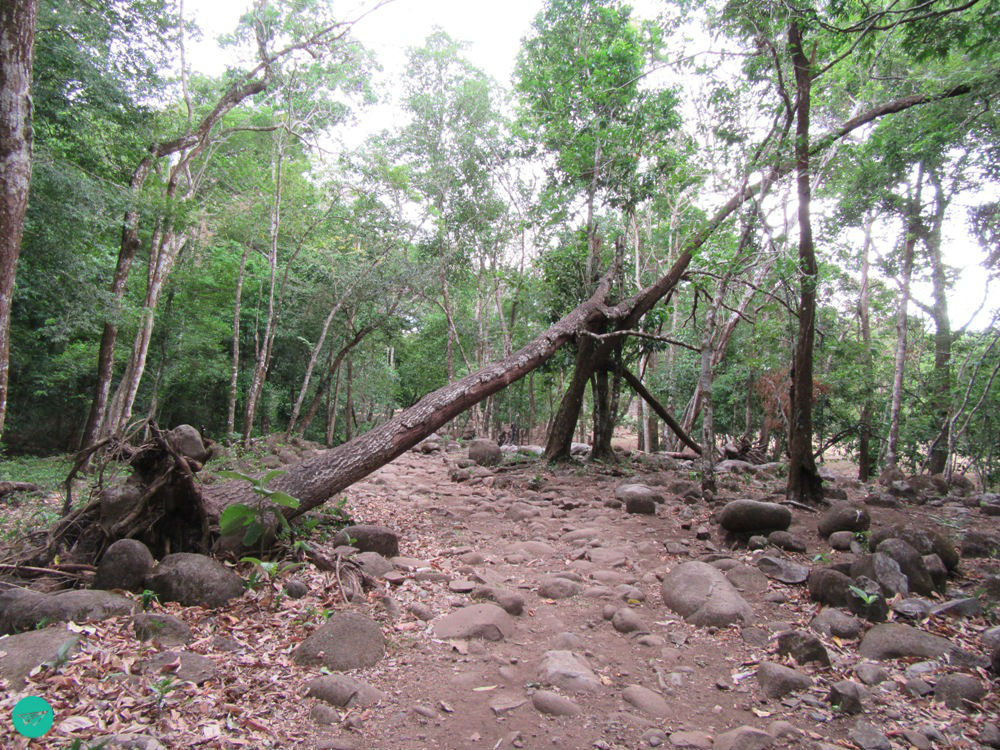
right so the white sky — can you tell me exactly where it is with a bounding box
[185,0,994,330]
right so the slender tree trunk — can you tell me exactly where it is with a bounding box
[227,245,249,436]
[923,170,952,475]
[857,216,875,481]
[344,355,353,441]
[287,293,351,435]
[243,141,283,444]
[0,0,37,443]
[698,279,726,489]
[886,170,923,469]
[326,361,342,447]
[786,21,823,502]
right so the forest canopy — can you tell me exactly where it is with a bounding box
[3,0,999,490]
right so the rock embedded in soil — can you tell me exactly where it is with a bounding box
[431,603,515,641]
[809,609,861,639]
[307,674,386,707]
[611,607,647,634]
[869,524,959,572]
[3,589,137,632]
[140,650,217,684]
[712,725,773,750]
[828,530,854,550]
[849,721,891,750]
[133,613,191,646]
[669,730,713,749]
[622,684,670,717]
[468,439,502,466]
[538,650,602,693]
[757,556,809,585]
[874,538,936,595]
[807,567,852,606]
[93,539,156,592]
[854,662,888,685]
[331,525,400,557]
[858,623,953,661]
[615,483,664,507]
[471,585,524,615]
[828,680,865,714]
[538,576,581,600]
[531,690,581,716]
[845,576,889,622]
[146,553,244,608]
[725,565,769,594]
[660,561,753,627]
[293,612,386,670]
[717,499,791,533]
[933,673,985,710]
[850,552,910,597]
[766,531,806,552]
[97,734,168,750]
[776,630,830,666]
[755,662,812,699]
[817,503,870,538]
[0,625,82,685]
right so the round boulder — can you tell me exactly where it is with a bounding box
[293,612,386,670]
[660,561,752,627]
[467,439,502,467]
[93,539,155,593]
[718,499,791,533]
[146,553,244,608]
[817,503,870,538]
[332,525,400,558]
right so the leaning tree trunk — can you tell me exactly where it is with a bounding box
[786,21,824,503]
[0,0,37,443]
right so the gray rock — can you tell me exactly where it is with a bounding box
[0,625,82,685]
[612,607,647,634]
[817,503,870,538]
[718,499,791,533]
[776,630,830,667]
[767,531,806,552]
[713,725,773,750]
[538,576,581,599]
[983,625,1000,651]
[133,613,191,646]
[850,552,910,597]
[331,525,400,557]
[828,531,855,550]
[146,553,244,608]
[669,730,713,749]
[845,576,889,622]
[140,650,216,684]
[869,524,958,572]
[660,561,753,627]
[432,604,515,641]
[468,439,502,466]
[757,556,809,584]
[97,735,167,750]
[284,578,308,598]
[981,723,1000,749]
[471,585,524,616]
[100,482,143,526]
[849,721,891,750]
[616,483,664,506]
[934,673,985,710]
[961,530,1000,558]
[923,554,948,592]
[93,539,156,592]
[875,538,935,595]
[539,650,601,693]
[809,609,861,639]
[828,680,865,714]
[2,589,137,632]
[408,602,434,621]
[293,613,386,670]
[625,494,658,515]
[854,662,888,685]
[531,689,581,716]
[622,684,670,717]
[891,598,932,619]
[931,597,982,618]
[858,623,953,661]
[756,661,812,699]
[352,551,394,578]
[167,424,212,463]
[725,565,769,594]
[307,674,386,707]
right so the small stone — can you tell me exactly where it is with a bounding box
[331,525,400,557]
[854,662,888,686]
[757,556,809,584]
[307,675,386,707]
[538,650,601,693]
[432,604,515,641]
[828,531,855,550]
[622,684,670,717]
[293,613,386,670]
[407,602,434,621]
[538,576,581,600]
[848,721,890,750]
[132,613,191,647]
[767,531,806,552]
[934,672,985,710]
[531,690,580,716]
[284,579,308,598]
[669,730,713,749]
[828,680,865,714]
[140,650,217,684]
[859,623,953,661]
[817,503,870,538]
[904,678,933,697]
[756,661,812,699]
[612,607,647,634]
[712,725,773,750]
[93,539,155,593]
[776,630,830,667]
[810,609,861,639]
[718,499,791,533]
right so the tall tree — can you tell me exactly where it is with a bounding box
[0,0,38,444]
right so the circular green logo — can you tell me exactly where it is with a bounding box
[11,695,54,738]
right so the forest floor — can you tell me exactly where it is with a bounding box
[1,440,998,750]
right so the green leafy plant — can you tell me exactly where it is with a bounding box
[812,551,832,563]
[854,530,872,550]
[239,556,302,590]
[150,675,182,710]
[217,469,301,550]
[140,589,159,610]
[43,638,77,670]
[848,585,879,606]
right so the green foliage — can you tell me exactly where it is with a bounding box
[217,470,301,550]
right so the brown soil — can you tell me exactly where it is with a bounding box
[2,445,998,750]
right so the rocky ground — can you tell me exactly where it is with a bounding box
[1,437,999,750]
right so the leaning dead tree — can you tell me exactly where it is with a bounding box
[32,81,983,564]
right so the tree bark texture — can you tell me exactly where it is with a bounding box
[0,0,37,442]
[923,170,952,475]
[786,21,824,503]
[857,215,874,481]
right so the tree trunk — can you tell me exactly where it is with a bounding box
[786,21,823,503]
[325,361,342,447]
[344,355,353,441]
[0,0,37,443]
[857,215,875,482]
[886,170,923,468]
[227,245,249,436]
[923,169,952,475]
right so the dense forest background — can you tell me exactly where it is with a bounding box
[3,0,999,487]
